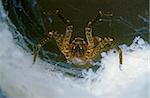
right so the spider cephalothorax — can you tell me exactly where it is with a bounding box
[33,10,123,68]
[71,37,87,58]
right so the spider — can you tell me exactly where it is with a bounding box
[33,10,123,69]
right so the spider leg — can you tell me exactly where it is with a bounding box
[87,10,112,27]
[55,10,72,26]
[32,31,55,64]
[116,46,123,65]
[84,27,94,62]
[94,39,123,65]
[32,44,41,64]
[60,25,73,60]
[85,10,112,47]
[116,46,123,71]
[84,10,112,61]
[85,27,94,48]
[55,10,73,44]
[84,11,104,60]
[91,36,103,58]
[55,10,73,60]
[85,11,102,48]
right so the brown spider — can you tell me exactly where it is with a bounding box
[33,10,123,69]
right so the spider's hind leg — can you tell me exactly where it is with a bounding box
[85,11,104,47]
[32,32,54,64]
[116,46,123,65]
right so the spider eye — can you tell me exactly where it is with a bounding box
[72,45,84,57]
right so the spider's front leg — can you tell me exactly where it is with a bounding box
[84,11,106,60]
[55,10,73,60]
[84,10,113,61]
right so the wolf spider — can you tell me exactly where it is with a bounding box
[33,10,123,69]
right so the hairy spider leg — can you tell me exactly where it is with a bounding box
[55,10,73,60]
[33,31,55,64]
[117,46,123,65]
[84,11,112,61]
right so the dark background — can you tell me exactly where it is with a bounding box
[38,0,149,43]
